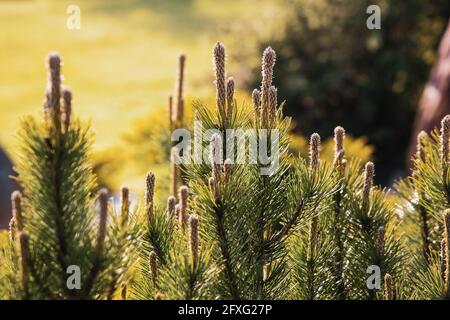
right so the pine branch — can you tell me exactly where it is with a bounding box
[213,198,241,300]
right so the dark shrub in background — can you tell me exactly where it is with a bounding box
[251,0,450,184]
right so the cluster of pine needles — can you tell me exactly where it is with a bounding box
[1,43,450,300]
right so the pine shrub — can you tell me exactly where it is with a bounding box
[1,43,450,300]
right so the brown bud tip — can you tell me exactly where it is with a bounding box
[47,52,61,71]
[384,273,395,300]
[213,42,226,117]
[262,47,276,75]
[179,185,189,207]
[167,195,176,216]
[362,162,375,212]
[145,172,156,205]
[189,214,199,268]
[149,251,158,287]
[365,161,375,178]
[213,42,226,62]
[154,293,163,300]
[62,87,72,103]
[334,126,345,153]
[121,186,129,203]
[376,226,385,257]
[178,186,189,227]
[252,89,261,110]
[309,133,321,171]
[61,87,72,132]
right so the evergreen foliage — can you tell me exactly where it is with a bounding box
[0,53,138,299]
[1,43,450,301]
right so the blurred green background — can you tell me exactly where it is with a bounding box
[0,0,449,227]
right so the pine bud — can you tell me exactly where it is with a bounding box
[334,126,345,158]
[146,172,156,222]
[268,86,277,124]
[208,177,218,199]
[188,214,199,269]
[145,172,156,206]
[154,293,163,300]
[441,115,450,177]
[417,130,427,161]
[384,273,395,300]
[210,133,223,181]
[252,89,261,120]
[175,54,186,124]
[441,238,447,282]
[11,191,23,232]
[309,133,321,171]
[376,225,385,257]
[97,189,109,253]
[226,77,235,120]
[167,195,176,218]
[444,209,450,294]
[261,47,276,107]
[149,251,158,288]
[120,186,130,226]
[19,232,30,294]
[362,162,375,212]
[47,52,61,116]
[61,87,72,134]
[179,186,189,227]
[213,42,227,120]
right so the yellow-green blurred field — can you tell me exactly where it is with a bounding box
[0,0,272,157]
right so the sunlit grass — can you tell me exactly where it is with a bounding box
[0,0,263,159]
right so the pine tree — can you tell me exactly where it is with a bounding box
[0,53,138,300]
[397,115,450,299]
[3,44,450,301]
